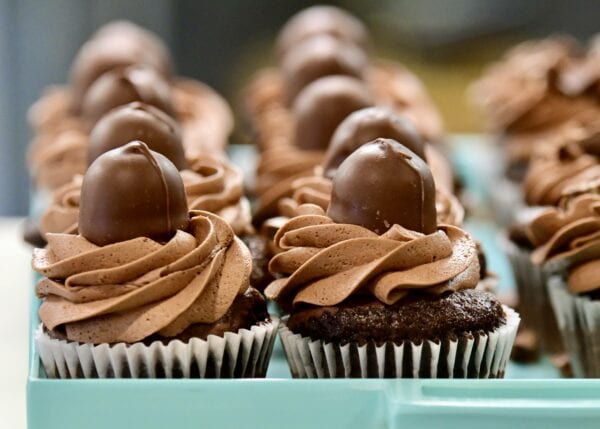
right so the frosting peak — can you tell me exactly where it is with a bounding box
[34,211,251,344]
[265,212,479,310]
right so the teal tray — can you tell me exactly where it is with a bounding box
[27,141,600,428]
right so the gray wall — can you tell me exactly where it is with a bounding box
[0,0,173,215]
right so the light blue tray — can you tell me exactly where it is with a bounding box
[27,141,600,428]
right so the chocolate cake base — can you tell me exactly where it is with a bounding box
[241,233,274,293]
[287,289,505,345]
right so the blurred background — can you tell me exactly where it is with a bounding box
[1,0,600,215]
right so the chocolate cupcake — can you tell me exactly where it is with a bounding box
[266,139,519,378]
[34,142,277,378]
[524,188,600,376]
[501,119,600,353]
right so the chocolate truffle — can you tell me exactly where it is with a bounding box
[281,34,368,105]
[327,138,437,234]
[293,76,373,151]
[276,5,368,58]
[81,65,175,125]
[70,22,173,111]
[79,141,188,246]
[323,107,426,178]
[88,102,186,169]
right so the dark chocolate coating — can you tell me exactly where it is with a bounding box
[293,76,372,151]
[88,102,186,169]
[70,22,173,111]
[281,34,368,105]
[81,65,175,125]
[276,5,368,58]
[323,107,426,178]
[287,289,505,344]
[79,141,189,246]
[328,139,437,234]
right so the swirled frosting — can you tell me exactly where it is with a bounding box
[471,36,583,133]
[523,120,600,206]
[27,80,232,191]
[528,194,600,294]
[34,211,252,344]
[265,210,479,309]
[39,155,252,238]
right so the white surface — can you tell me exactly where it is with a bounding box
[0,218,32,428]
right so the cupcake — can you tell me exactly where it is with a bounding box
[525,187,600,376]
[34,141,277,378]
[501,119,600,353]
[266,139,519,378]
[470,35,600,225]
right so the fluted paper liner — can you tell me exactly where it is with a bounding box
[36,318,278,378]
[548,277,600,377]
[499,232,563,353]
[279,307,519,378]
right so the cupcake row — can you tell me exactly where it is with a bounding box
[28,6,520,379]
[473,34,600,376]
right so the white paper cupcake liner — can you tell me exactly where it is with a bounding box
[36,318,279,379]
[548,277,600,378]
[278,306,519,378]
[499,232,562,353]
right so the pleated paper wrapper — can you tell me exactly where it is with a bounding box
[548,277,600,378]
[499,232,563,353]
[36,318,279,379]
[279,307,520,378]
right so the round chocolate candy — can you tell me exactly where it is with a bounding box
[280,34,368,105]
[70,21,173,111]
[293,76,373,151]
[276,5,368,58]
[81,65,175,125]
[327,138,437,234]
[79,141,189,246]
[88,102,186,170]
[323,107,426,178]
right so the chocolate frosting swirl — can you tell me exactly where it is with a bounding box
[523,120,600,206]
[265,211,479,309]
[34,211,252,344]
[528,194,600,294]
[39,154,252,238]
[471,36,582,133]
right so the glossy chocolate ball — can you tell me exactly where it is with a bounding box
[276,5,368,58]
[81,65,175,125]
[293,76,373,151]
[323,107,426,178]
[327,138,437,234]
[281,34,368,105]
[88,102,186,169]
[79,141,188,246]
[70,22,173,111]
